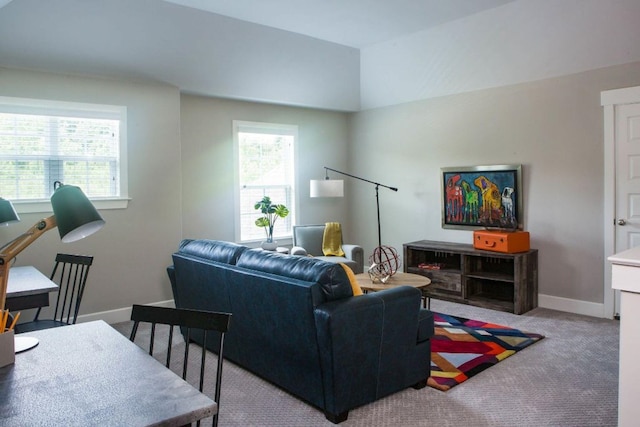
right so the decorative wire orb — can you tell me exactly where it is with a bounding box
[368,246,401,283]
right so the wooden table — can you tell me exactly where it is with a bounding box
[0,320,216,426]
[6,266,58,311]
[355,272,432,307]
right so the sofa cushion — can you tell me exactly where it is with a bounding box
[178,239,247,265]
[237,249,353,301]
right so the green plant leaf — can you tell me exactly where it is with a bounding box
[274,204,289,218]
[255,217,270,227]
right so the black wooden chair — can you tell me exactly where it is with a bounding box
[15,253,93,333]
[129,304,232,427]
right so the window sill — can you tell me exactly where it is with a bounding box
[243,237,293,248]
[13,197,130,214]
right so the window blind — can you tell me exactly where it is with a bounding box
[0,97,123,201]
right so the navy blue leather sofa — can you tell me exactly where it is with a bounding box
[167,239,434,423]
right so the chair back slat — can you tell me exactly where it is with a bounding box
[34,253,93,324]
[129,304,232,427]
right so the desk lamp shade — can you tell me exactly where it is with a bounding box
[310,179,344,198]
[51,184,105,243]
[0,198,19,226]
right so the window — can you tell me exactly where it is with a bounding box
[0,96,127,211]
[234,120,296,243]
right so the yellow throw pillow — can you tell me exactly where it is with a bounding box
[339,263,363,296]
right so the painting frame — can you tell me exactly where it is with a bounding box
[441,164,523,230]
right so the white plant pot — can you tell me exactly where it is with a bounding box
[261,240,278,251]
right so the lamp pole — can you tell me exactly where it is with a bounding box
[323,167,398,248]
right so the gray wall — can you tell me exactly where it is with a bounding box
[179,95,352,243]
[0,69,354,322]
[349,60,640,314]
[4,62,640,321]
[0,67,182,319]
[2,1,640,321]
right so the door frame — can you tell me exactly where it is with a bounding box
[601,85,640,319]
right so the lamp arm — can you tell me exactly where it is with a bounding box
[323,167,398,192]
[0,215,57,310]
[323,167,398,248]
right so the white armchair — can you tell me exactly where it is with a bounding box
[291,224,364,274]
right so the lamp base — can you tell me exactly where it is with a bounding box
[15,336,39,353]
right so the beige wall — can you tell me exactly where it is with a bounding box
[0,70,352,323]
[0,67,182,318]
[4,61,640,320]
[348,61,640,312]
[179,95,352,244]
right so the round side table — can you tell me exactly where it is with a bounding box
[354,272,432,308]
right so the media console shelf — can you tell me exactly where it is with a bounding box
[403,240,538,314]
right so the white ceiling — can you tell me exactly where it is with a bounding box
[0,0,517,110]
[8,0,634,111]
[162,0,514,48]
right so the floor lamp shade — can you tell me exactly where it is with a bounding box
[51,184,105,243]
[310,179,344,198]
[0,198,19,226]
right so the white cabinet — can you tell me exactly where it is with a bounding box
[609,247,640,427]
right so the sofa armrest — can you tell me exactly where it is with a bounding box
[342,244,364,271]
[290,246,308,256]
[313,286,430,416]
[167,266,179,307]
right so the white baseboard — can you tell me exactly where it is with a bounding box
[76,300,175,325]
[538,293,607,318]
[75,295,609,325]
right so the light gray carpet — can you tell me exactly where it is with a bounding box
[113,300,619,426]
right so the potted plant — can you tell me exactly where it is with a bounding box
[254,196,289,250]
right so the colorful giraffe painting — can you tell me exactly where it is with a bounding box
[442,166,521,229]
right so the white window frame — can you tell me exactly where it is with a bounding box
[0,96,129,213]
[233,120,297,244]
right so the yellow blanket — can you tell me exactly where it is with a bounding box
[339,263,363,296]
[322,222,345,257]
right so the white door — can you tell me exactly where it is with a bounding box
[614,103,640,316]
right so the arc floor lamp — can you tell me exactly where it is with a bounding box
[310,166,397,248]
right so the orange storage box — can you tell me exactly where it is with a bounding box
[473,230,530,253]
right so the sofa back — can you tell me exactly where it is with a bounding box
[236,248,353,302]
[178,239,247,264]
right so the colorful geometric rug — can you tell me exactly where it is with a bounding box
[427,312,544,391]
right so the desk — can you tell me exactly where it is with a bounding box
[355,272,432,307]
[5,266,57,311]
[0,321,216,426]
